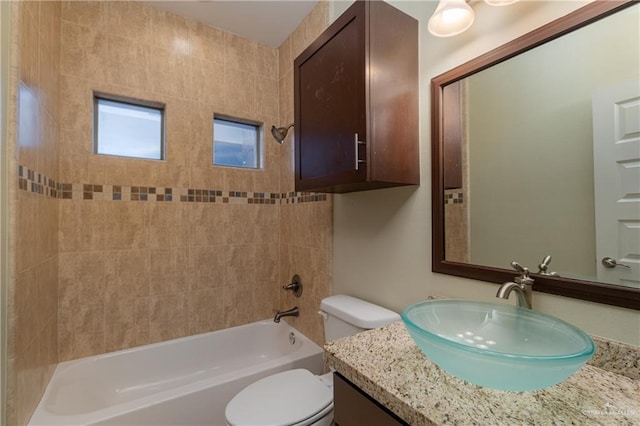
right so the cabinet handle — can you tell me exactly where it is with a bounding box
[354,133,366,171]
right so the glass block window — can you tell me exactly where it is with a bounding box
[213,116,261,169]
[94,95,165,160]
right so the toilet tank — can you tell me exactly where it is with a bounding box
[320,295,400,341]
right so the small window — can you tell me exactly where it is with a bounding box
[94,95,165,160]
[213,116,261,169]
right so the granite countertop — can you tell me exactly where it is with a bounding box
[325,322,640,425]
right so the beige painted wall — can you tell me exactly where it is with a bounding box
[467,5,640,280]
[332,0,640,346]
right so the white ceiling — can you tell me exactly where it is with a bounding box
[144,0,319,48]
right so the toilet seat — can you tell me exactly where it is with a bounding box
[225,369,333,426]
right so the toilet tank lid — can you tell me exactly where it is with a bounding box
[320,295,400,329]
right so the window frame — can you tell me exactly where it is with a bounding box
[213,114,263,169]
[93,92,166,161]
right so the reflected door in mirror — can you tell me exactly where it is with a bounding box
[592,78,640,288]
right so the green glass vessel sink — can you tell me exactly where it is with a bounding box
[401,300,595,391]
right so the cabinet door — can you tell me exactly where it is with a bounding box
[333,374,406,426]
[294,2,366,191]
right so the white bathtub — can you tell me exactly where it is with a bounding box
[29,320,324,426]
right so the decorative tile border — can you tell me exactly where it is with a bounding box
[18,165,327,204]
[18,165,58,198]
[282,192,327,204]
[445,191,464,205]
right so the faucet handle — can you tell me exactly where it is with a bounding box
[510,261,534,285]
[282,274,303,298]
[537,255,559,276]
[538,255,552,271]
[510,261,529,276]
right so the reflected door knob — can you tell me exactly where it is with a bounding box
[601,257,631,269]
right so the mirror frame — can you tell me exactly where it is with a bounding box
[431,0,640,310]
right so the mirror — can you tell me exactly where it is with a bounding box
[432,0,640,310]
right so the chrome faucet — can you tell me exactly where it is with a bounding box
[273,306,299,323]
[496,261,534,309]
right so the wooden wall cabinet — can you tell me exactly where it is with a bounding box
[294,1,419,193]
[333,373,407,426]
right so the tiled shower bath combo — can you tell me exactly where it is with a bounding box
[8,1,332,424]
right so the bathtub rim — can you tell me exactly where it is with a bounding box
[29,319,323,426]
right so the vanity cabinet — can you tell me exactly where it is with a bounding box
[333,373,407,426]
[293,1,419,193]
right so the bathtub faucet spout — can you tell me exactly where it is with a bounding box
[274,307,299,323]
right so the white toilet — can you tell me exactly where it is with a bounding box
[224,295,400,426]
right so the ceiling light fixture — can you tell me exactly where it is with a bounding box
[428,0,475,38]
[428,0,519,38]
[484,0,519,6]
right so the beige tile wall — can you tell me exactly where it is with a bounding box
[444,90,469,263]
[5,3,335,422]
[57,0,333,361]
[58,1,281,191]
[57,0,280,361]
[444,191,469,263]
[277,2,333,346]
[8,1,61,425]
